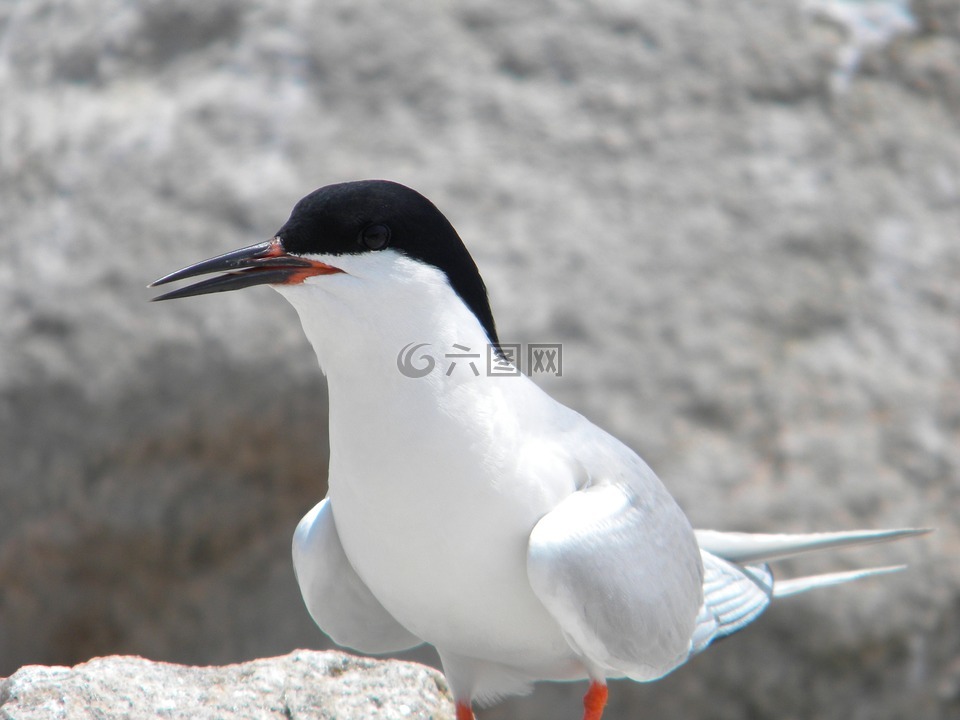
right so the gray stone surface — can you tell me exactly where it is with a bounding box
[0,651,453,720]
[1,0,958,718]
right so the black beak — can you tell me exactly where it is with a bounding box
[150,238,343,301]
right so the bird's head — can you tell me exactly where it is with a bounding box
[151,180,499,348]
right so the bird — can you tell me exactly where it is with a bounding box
[151,179,927,720]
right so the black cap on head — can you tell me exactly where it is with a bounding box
[278,180,499,347]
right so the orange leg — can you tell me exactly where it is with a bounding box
[455,701,476,720]
[583,681,608,720]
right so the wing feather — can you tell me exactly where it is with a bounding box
[688,552,772,655]
[527,483,703,681]
[292,498,422,653]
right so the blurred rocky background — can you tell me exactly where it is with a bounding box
[1,0,957,718]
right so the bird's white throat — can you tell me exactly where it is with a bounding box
[274,250,492,388]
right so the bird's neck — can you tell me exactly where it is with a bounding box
[277,278,509,438]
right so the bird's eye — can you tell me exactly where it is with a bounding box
[359,224,391,250]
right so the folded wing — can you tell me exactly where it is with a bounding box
[527,482,704,681]
[292,498,423,653]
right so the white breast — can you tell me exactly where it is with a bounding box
[274,253,583,667]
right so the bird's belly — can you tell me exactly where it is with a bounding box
[327,466,575,667]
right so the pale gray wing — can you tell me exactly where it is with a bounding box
[292,497,422,653]
[687,551,772,656]
[527,482,703,682]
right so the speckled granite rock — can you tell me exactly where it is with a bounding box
[0,652,452,720]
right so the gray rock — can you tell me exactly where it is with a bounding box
[1,0,958,718]
[0,651,453,720]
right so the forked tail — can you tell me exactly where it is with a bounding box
[687,527,929,656]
